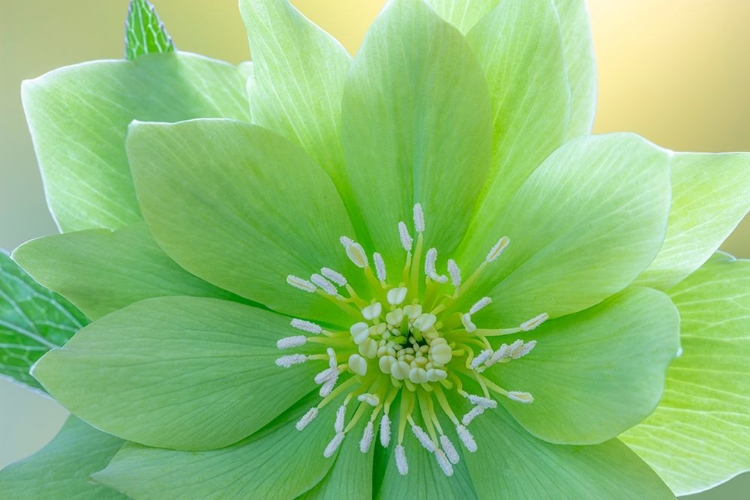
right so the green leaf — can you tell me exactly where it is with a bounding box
[622,253,750,495]
[125,0,175,60]
[637,153,750,290]
[465,0,570,223]
[554,0,598,139]
[0,251,87,391]
[341,0,492,264]
[22,52,251,233]
[93,393,340,500]
[484,286,679,445]
[13,222,248,321]
[455,133,672,325]
[0,416,126,499]
[422,0,499,34]
[32,296,321,451]
[457,397,675,499]
[126,119,362,325]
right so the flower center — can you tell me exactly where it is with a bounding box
[277,204,548,477]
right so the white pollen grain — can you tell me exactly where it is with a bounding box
[511,340,537,360]
[335,405,347,433]
[425,248,438,276]
[360,421,374,453]
[373,252,387,282]
[327,348,338,369]
[311,273,337,296]
[296,407,318,431]
[435,449,454,477]
[520,312,549,331]
[291,319,323,334]
[413,203,425,233]
[286,275,316,293]
[319,375,338,397]
[396,444,409,475]
[469,297,492,315]
[461,405,485,426]
[411,424,436,452]
[486,236,510,262]
[321,267,347,286]
[470,349,492,369]
[276,335,307,350]
[398,221,413,252]
[380,414,392,447]
[456,425,477,452]
[507,391,534,404]
[468,395,498,409]
[447,259,461,288]
[324,432,345,458]
[440,435,460,465]
[275,354,307,368]
[314,368,336,385]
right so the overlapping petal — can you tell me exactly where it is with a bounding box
[32,297,321,451]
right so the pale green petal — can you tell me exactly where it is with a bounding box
[637,153,750,290]
[93,393,340,500]
[125,0,175,60]
[0,416,125,499]
[341,0,492,261]
[127,119,360,325]
[12,223,246,321]
[456,133,672,325]
[22,53,250,232]
[465,0,571,219]
[622,253,750,495]
[32,297,321,451]
[423,0,499,34]
[484,287,679,445]
[554,0,597,138]
[460,399,675,499]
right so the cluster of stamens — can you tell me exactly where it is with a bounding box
[277,204,548,476]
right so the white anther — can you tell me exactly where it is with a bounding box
[486,236,510,262]
[380,414,392,447]
[461,405,485,426]
[411,424,436,452]
[440,435,460,465]
[468,395,498,409]
[413,313,437,331]
[348,354,368,376]
[340,237,368,269]
[435,449,454,477]
[387,287,408,306]
[430,344,452,366]
[469,297,492,315]
[324,432,345,458]
[296,407,319,431]
[276,335,307,350]
[319,374,338,397]
[357,393,380,406]
[379,355,396,374]
[310,273,337,296]
[362,302,383,321]
[321,267,347,287]
[447,259,461,288]
[373,253,387,283]
[390,360,411,380]
[359,338,378,359]
[327,348,338,369]
[360,421,374,453]
[487,344,510,366]
[335,405,347,433]
[470,349,492,369]
[275,354,308,368]
[507,391,534,404]
[413,203,425,233]
[461,313,477,333]
[286,275,316,293]
[521,312,549,331]
[456,425,477,452]
[291,319,323,334]
[398,221,413,252]
[314,368,337,385]
[511,340,537,360]
[350,322,370,344]
[425,248,438,276]
[395,444,409,475]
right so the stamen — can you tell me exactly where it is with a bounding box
[276,336,307,349]
[380,414,392,447]
[315,368,337,385]
[461,406,485,426]
[511,340,537,359]
[520,312,549,331]
[324,432,345,458]
[327,348,338,369]
[395,444,409,475]
[311,273,337,296]
[470,349,492,369]
[456,425,477,452]
[469,297,492,315]
[486,344,510,366]
[350,322,370,344]
[447,259,461,288]
[440,435,460,465]
[413,204,425,233]
[321,267,347,287]
[411,424,436,452]
[286,275,316,293]
[507,391,534,404]
[435,449,454,477]
[296,407,319,431]
[340,237,368,269]
[275,354,308,368]
[398,222,413,252]
[362,302,382,320]
[348,354,368,376]
[386,287,408,305]
[357,393,380,406]
[425,248,438,277]
[335,405,347,433]
[291,319,323,334]
[468,395,497,409]
[360,421,374,453]
[373,253,387,283]
[461,313,477,333]
[486,236,510,263]
[319,374,339,397]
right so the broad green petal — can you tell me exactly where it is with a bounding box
[32,297,321,451]
[125,0,175,60]
[466,0,571,219]
[127,119,360,325]
[239,1,355,208]
[456,133,672,325]
[637,153,750,290]
[423,0,499,34]
[12,223,246,321]
[554,0,598,138]
[93,393,340,500]
[622,253,750,495]
[484,287,679,445]
[22,53,250,232]
[341,0,492,262]
[460,399,674,499]
[0,416,125,500]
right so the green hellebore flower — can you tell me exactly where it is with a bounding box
[5,0,750,498]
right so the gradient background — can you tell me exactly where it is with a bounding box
[1,1,748,497]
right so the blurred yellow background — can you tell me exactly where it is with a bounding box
[0,1,747,498]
